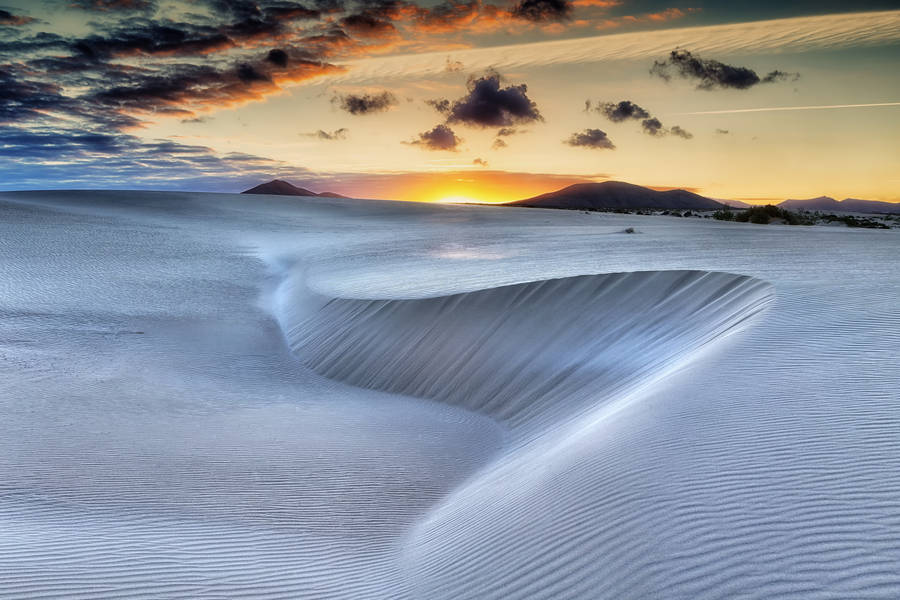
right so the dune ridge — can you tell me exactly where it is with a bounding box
[274,268,773,436]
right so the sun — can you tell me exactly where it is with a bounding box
[435,195,483,204]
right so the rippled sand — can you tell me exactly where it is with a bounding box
[1,191,898,599]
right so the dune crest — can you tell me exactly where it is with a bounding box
[276,269,773,436]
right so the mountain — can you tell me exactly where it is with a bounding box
[507,181,726,211]
[778,196,842,212]
[242,180,348,198]
[719,199,751,209]
[779,196,900,214]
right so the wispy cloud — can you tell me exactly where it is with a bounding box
[682,102,900,115]
[336,11,900,83]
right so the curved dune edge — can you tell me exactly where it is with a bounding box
[276,270,773,436]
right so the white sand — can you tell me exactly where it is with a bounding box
[0,190,898,599]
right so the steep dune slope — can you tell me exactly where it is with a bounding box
[281,270,772,435]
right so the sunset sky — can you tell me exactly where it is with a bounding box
[1,0,898,203]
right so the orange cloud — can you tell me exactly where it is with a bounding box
[596,7,696,29]
[409,1,509,35]
[648,8,691,21]
[571,0,621,7]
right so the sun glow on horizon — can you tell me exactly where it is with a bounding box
[436,195,486,204]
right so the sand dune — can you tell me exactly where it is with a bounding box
[283,270,771,435]
[1,190,899,599]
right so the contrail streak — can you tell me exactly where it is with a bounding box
[682,102,900,115]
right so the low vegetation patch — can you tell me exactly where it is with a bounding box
[818,213,891,229]
[714,205,815,225]
[713,205,893,228]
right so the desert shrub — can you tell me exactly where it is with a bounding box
[788,210,816,226]
[843,216,890,229]
[729,204,814,225]
[713,208,735,221]
[749,210,770,224]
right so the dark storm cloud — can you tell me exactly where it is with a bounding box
[0,129,121,159]
[407,123,461,151]
[203,0,318,20]
[81,54,337,120]
[490,127,524,149]
[0,0,346,135]
[69,0,157,11]
[71,20,235,59]
[413,0,489,33]
[446,72,542,128]
[306,127,348,139]
[761,70,798,84]
[0,68,69,123]
[266,48,289,67]
[88,66,288,122]
[640,118,691,139]
[565,128,614,150]
[510,0,572,22]
[0,63,148,129]
[0,33,70,56]
[66,2,322,61]
[333,91,398,114]
[641,117,664,136]
[337,0,416,38]
[236,63,270,83]
[597,100,650,123]
[670,125,693,139]
[0,127,243,166]
[0,0,512,138]
[190,0,321,45]
[339,13,397,38]
[650,49,799,90]
[592,98,692,140]
[0,9,35,25]
[426,98,451,113]
[91,64,247,110]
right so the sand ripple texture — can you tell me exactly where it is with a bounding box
[1,190,899,600]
